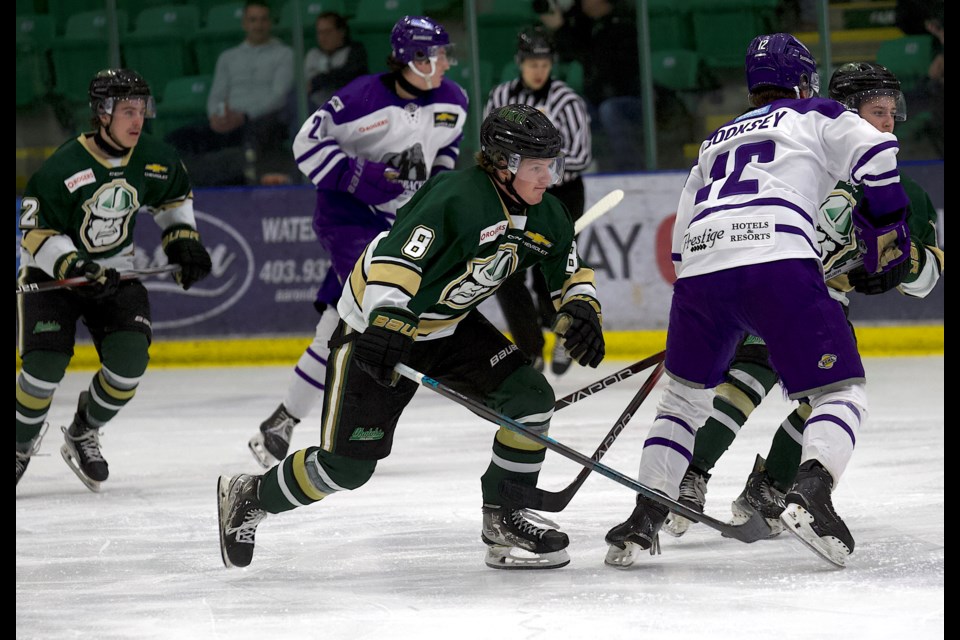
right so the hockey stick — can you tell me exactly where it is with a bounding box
[394,363,771,543]
[553,350,665,410]
[16,265,181,295]
[574,189,624,235]
[501,359,665,512]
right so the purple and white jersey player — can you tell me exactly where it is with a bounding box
[247,16,467,470]
[604,33,912,568]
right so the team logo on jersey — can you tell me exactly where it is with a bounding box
[381,144,427,184]
[330,96,344,112]
[64,168,96,193]
[817,353,838,370]
[349,427,385,441]
[433,112,459,128]
[524,230,553,248]
[441,244,518,308]
[80,179,140,253]
[817,188,857,270]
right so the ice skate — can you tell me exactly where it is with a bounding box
[248,404,299,469]
[218,474,267,568]
[661,466,710,538]
[16,423,48,486]
[60,392,108,492]
[730,454,785,538]
[481,504,570,569]
[605,494,669,567]
[780,460,854,567]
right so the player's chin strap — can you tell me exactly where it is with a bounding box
[493,169,535,208]
[94,124,130,158]
[406,58,440,90]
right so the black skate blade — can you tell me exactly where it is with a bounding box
[217,476,235,568]
[248,434,277,470]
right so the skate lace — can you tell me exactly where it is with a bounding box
[16,423,48,463]
[227,507,266,544]
[677,470,707,508]
[510,509,560,539]
[71,428,105,463]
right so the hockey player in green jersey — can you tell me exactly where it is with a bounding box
[16,69,212,491]
[661,62,944,540]
[218,103,605,570]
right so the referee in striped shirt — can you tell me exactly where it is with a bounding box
[484,26,592,375]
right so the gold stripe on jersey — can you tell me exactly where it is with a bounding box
[496,427,545,451]
[367,261,421,299]
[20,229,59,257]
[560,267,597,299]
[417,313,470,337]
[292,449,328,501]
[929,245,945,271]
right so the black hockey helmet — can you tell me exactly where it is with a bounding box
[516,26,554,64]
[89,68,156,120]
[481,104,562,163]
[828,62,906,121]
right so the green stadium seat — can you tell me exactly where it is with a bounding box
[123,5,200,100]
[16,14,55,106]
[277,0,347,46]
[651,49,701,92]
[192,2,245,75]
[876,35,935,93]
[50,10,130,102]
[647,0,693,52]
[449,60,494,106]
[47,0,105,34]
[687,0,778,70]
[151,74,213,139]
[476,0,538,75]
[351,0,423,70]
[17,0,36,16]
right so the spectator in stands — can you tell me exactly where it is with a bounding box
[165,0,295,185]
[539,0,690,171]
[305,12,368,110]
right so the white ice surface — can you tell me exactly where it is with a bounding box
[17,356,944,640]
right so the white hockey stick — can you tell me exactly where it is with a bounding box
[575,189,625,235]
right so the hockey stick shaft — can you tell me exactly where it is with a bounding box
[16,265,181,295]
[574,189,624,235]
[553,350,665,410]
[503,360,665,511]
[394,363,769,543]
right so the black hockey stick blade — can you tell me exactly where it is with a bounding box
[502,360,665,511]
[16,265,181,294]
[395,363,770,544]
[553,350,665,410]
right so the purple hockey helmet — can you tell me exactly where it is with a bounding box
[745,33,819,98]
[390,15,450,65]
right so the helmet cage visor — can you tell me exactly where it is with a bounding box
[409,43,456,66]
[506,153,564,186]
[99,95,157,119]
[844,88,907,121]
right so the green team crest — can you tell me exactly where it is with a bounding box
[817,187,858,271]
[80,179,140,253]
[441,244,518,308]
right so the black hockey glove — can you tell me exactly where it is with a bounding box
[553,297,605,369]
[162,226,212,290]
[847,259,910,295]
[353,307,418,387]
[67,259,121,300]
